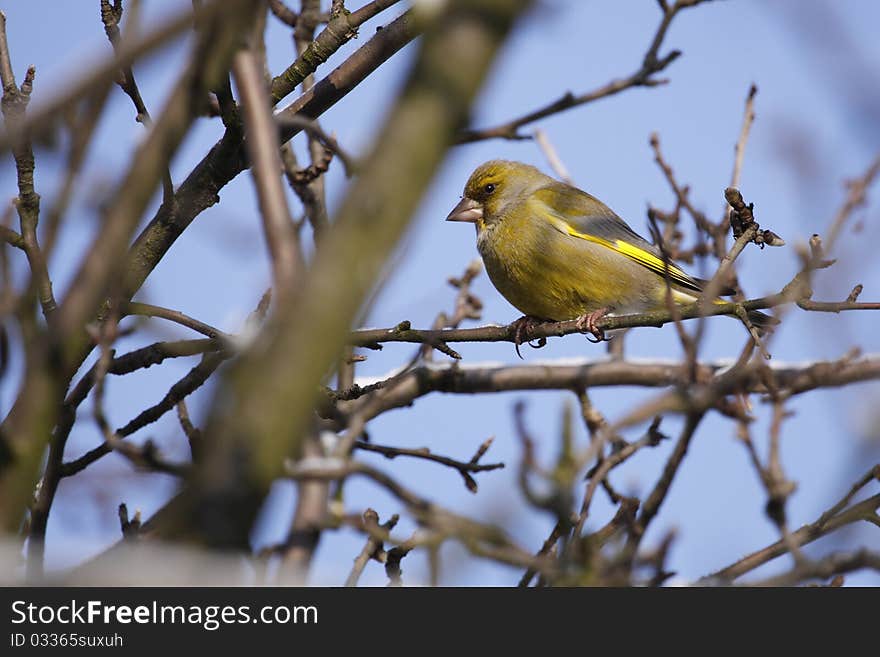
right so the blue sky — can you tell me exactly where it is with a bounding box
[2,0,879,585]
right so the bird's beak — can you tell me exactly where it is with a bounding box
[446,197,483,223]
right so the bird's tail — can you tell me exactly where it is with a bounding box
[711,298,778,335]
[744,309,779,335]
[673,289,779,335]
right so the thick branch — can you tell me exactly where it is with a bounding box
[331,354,880,424]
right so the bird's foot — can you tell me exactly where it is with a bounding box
[511,315,549,359]
[575,308,609,343]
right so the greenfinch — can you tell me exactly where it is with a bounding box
[446,160,775,352]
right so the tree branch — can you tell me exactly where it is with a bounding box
[702,466,880,583]
[456,0,714,143]
[354,437,503,493]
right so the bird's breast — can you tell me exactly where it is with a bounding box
[477,213,652,320]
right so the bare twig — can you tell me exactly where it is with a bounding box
[0,12,56,320]
[268,0,299,27]
[100,0,175,205]
[354,437,503,493]
[457,0,714,142]
[287,459,553,576]
[622,412,705,562]
[702,467,880,583]
[723,83,757,227]
[573,417,667,537]
[118,503,141,540]
[344,509,399,586]
[276,114,358,176]
[533,129,572,184]
[121,301,232,341]
[749,550,880,587]
[59,351,227,477]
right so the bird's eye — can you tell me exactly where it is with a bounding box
[484,183,496,194]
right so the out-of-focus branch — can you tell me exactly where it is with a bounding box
[276,432,328,585]
[124,10,418,307]
[232,49,303,299]
[33,338,222,518]
[28,296,266,573]
[167,0,534,549]
[0,11,55,530]
[5,3,419,558]
[650,132,717,254]
[456,0,713,143]
[56,292,269,480]
[0,224,23,249]
[268,0,300,28]
[121,301,231,341]
[274,2,330,586]
[702,467,880,583]
[40,82,114,259]
[176,401,202,461]
[327,261,485,472]
[1,21,417,474]
[533,129,572,184]
[344,508,399,587]
[751,550,880,587]
[57,1,257,354]
[823,153,880,254]
[0,4,221,153]
[286,459,553,576]
[0,1,260,530]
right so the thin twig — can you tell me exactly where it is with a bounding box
[121,301,232,341]
[276,114,358,176]
[702,467,880,583]
[100,0,175,205]
[344,509,399,586]
[354,437,503,493]
[457,0,713,142]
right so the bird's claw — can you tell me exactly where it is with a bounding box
[575,308,609,343]
[512,316,548,359]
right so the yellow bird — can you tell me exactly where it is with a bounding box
[446,160,775,354]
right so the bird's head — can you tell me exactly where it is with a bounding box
[446,160,548,229]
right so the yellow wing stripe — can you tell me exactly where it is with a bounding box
[564,225,701,292]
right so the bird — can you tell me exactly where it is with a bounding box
[446,159,776,356]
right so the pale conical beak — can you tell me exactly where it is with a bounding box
[446,197,483,223]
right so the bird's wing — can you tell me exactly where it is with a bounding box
[531,183,708,295]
